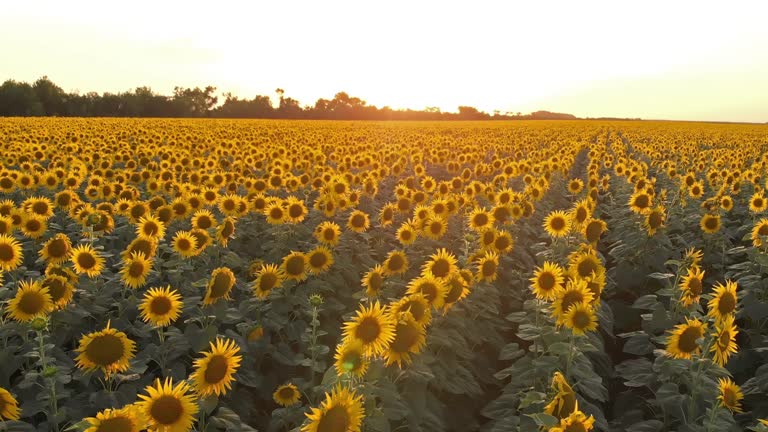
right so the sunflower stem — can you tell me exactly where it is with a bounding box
[308,304,320,395]
[565,331,576,382]
[37,329,59,432]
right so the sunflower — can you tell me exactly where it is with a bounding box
[752,218,768,247]
[552,279,595,325]
[203,267,236,305]
[711,314,738,367]
[281,251,308,281]
[530,261,565,301]
[700,213,721,234]
[124,237,158,261]
[406,274,447,309]
[475,250,499,282]
[680,266,705,307]
[189,228,212,254]
[492,230,514,254]
[264,201,287,225]
[342,302,395,357]
[750,192,768,213]
[0,215,13,235]
[140,286,183,327]
[76,321,136,377]
[307,246,334,274]
[191,209,217,230]
[273,383,301,407]
[362,264,385,297]
[421,216,447,240]
[567,178,584,195]
[0,234,23,272]
[684,247,704,268]
[717,378,744,413]
[7,280,54,322]
[689,181,704,199]
[136,215,166,241]
[285,197,308,223]
[137,378,198,432]
[707,280,738,323]
[720,195,734,211]
[347,210,370,233]
[334,339,368,378]
[120,251,153,289]
[563,302,598,336]
[302,386,364,432]
[389,293,432,327]
[644,205,666,236]
[442,271,470,311]
[84,405,143,432]
[544,372,577,420]
[315,221,341,246]
[543,210,571,238]
[42,274,75,309]
[171,231,198,258]
[216,217,236,247]
[666,318,706,360]
[421,248,458,279]
[396,222,417,246]
[382,250,409,276]
[38,233,72,265]
[253,264,285,299]
[468,208,494,232]
[568,248,604,280]
[192,338,242,397]
[71,244,105,278]
[383,312,427,367]
[550,410,595,432]
[628,191,652,214]
[0,386,20,420]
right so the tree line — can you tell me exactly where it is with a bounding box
[0,76,579,120]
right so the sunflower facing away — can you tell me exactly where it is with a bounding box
[84,405,143,432]
[203,267,236,305]
[192,337,242,397]
[76,321,136,377]
[0,234,23,272]
[0,386,21,420]
[342,302,395,357]
[543,210,571,238]
[711,314,738,367]
[71,244,105,278]
[302,385,364,432]
[137,378,198,432]
[717,378,744,413]
[7,279,54,322]
[544,372,578,420]
[334,339,369,378]
[707,280,738,323]
[666,318,706,360]
[139,286,183,327]
[530,261,565,301]
[273,383,302,407]
[383,312,427,367]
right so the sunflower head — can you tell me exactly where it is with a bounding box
[301,386,364,432]
[253,263,285,299]
[544,210,571,238]
[334,339,368,378]
[139,286,183,327]
[204,267,236,305]
[707,280,738,323]
[0,386,21,421]
[717,378,744,413]
[76,321,136,377]
[530,261,565,301]
[700,213,721,234]
[192,338,242,397]
[282,251,308,281]
[7,280,54,322]
[137,378,198,432]
[362,264,385,297]
[383,312,427,367]
[666,318,706,360]
[273,383,302,407]
[342,302,395,357]
[83,405,143,432]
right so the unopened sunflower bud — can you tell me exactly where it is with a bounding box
[309,294,324,307]
[31,316,48,331]
[42,366,58,378]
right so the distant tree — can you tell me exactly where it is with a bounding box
[0,80,43,116]
[32,76,67,116]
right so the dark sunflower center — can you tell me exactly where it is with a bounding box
[430,259,450,278]
[634,194,649,208]
[130,206,146,219]
[382,208,393,221]
[705,217,719,230]
[418,282,438,302]
[350,214,365,228]
[309,252,328,268]
[172,203,187,216]
[86,334,125,366]
[390,322,420,353]
[269,208,284,220]
[0,178,13,189]
[128,261,146,278]
[429,221,443,234]
[718,292,736,315]
[678,326,702,353]
[143,222,159,236]
[445,280,464,303]
[285,256,305,276]
[539,272,556,291]
[323,229,336,241]
[399,229,413,241]
[204,355,229,384]
[576,208,587,223]
[47,238,68,258]
[561,291,584,314]
[0,243,16,261]
[210,273,233,298]
[482,231,495,245]
[317,405,350,432]
[687,277,702,296]
[223,200,235,211]
[473,213,488,226]
[46,279,66,302]
[577,258,599,278]
[692,186,701,195]
[495,236,511,251]
[77,252,97,270]
[96,416,134,432]
[259,273,278,291]
[649,211,663,228]
[387,255,404,271]
[355,317,381,343]
[150,395,183,425]
[368,273,383,291]
[32,202,49,215]
[221,221,234,238]
[278,387,296,399]
[572,309,591,330]
[150,296,172,315]
[197,216,212,229]
[718,330,731,348]
[289,204,303,218]
[19,291,45,314]
[25,219,41,232]
[755,198,764,208]
[723,389,737,407]
[482,260,497,276]
[131,240,154,256]
[550,217,565,231]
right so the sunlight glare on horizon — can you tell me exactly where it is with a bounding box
[1,0,767,122]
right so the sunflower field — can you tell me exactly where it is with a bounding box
[1,118,768,432]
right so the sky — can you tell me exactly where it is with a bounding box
[2,0,767,122]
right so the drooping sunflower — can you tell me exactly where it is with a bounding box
[549,410,595,432]
[139,286,183,327]
[7,279,54,322]
[707,280,738,323]
[123,237,158,261]
[711,314,738,367]
[751,218,768,247]
[189,228,212,254]
[361,264,385,297]
[38,233,72,265]
[302,385,365,432]
[544,372,577,420]
[0,386,21,420]
[120,251,153,289]
[136,215,166,241]
[315,221,342,246]
[389,293,432,327]
[192,338,242,397]
[422,248,458,279]
[552,279,595,325]
[666,318,706,360]
[216,217,236,247]
[171,231,198,258]
[342,302,395,357]
[347,210,370,233]
[382,250,409,276]
[644,205,666,236]
[334,339,369,378]
[0,215,13,235]
[700,213,721,234]
[137,378,198,432]
[281,251,308,281]
[307,246,334,274]
[563,302,598,336]
[475,250,499,282]
[253,264,285,299]
[71,244,105,278]
[684,247,704,268]
[442,271,471,311]
[0,234,24,272]
[383,312,428,367]
[530,261,565,301]
[42,274,75,309]
[76,321,136,377]
[543,210,571,238]
[406,274,447,309]
[717,378,744,413]
[273,383,301,407]
[83,405,143,432]
[203,267,236,305]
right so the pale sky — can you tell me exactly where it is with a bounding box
[2,0,767,122]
